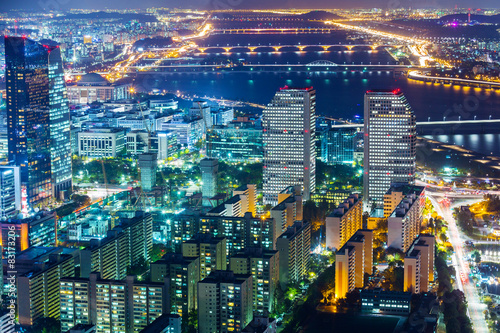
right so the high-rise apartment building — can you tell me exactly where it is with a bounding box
[80,211,153,279]
[363,89,416,211]
[229,247,279,315]
[5,36,72,206]
[263,87,316,205]
[200,212,276,255]
[335,230,373,299]
[233,184,257,217]
[18,253,75,326]
[404,235,435,294]
[150,253,200,318]
[182,233,227,280]
[270,186,303,249]
[60,273,168,333]
[276,221,311,287]
[197,270,253,333]
[325,194,363,251]
[386,185,425,252]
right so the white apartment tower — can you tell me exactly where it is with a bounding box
[363,89,416,211]
[263,87,316,205]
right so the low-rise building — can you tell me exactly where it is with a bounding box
[77,128,126,158]
[360,289,412,315]
[67,73,131,105]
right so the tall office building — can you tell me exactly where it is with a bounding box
[138,153,157,192]
[363,89,416,211]
[198,270,253,333]
[5,36,72,207]
[263,87,316,205]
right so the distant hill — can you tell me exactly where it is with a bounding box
[297,10,344,20]
[56,11,158,23]
[438,14,500,24]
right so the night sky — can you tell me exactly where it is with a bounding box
[1,0,499,11]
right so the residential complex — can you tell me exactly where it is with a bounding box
[229,247,279,315]
[387,185,425,252]
[197,270,253,333]
[335,230,373,299]
[404,235,435,294]
[325,194,363,251]
[276,221,311,287]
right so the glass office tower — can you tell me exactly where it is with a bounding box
[5,36,72,209]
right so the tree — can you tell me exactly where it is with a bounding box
[182,309,197,333]
[30,318,60,333]
[472,250,482,264]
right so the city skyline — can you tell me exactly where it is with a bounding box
[0,4,498,333]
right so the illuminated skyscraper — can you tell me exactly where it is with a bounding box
[5,36,72,208]
[363,90,416,212]
[263,87,316,205]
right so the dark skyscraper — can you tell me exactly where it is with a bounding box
[5,36,72,209]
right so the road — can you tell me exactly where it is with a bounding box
[427,194,488,333]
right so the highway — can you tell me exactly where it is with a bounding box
[427,194,488,333]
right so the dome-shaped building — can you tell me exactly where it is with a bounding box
[67,73,131,104]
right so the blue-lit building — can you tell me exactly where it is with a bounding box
[5,36,72,208]
[207,123,263,162]
[320,127,357,165]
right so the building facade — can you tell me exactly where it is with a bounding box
[150,253,200,318]
[5,37,73,207]
[363,90,416,211]
[229,247,279,315]
[320,127,357,165]
[78,128,126,158]
[197,271,253,333]
[325,194,363,251]
[60,273,168,333]
[0,165,21,217]
[207,124,263,162]
[276,221,311,287]
[263,87,316,205]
